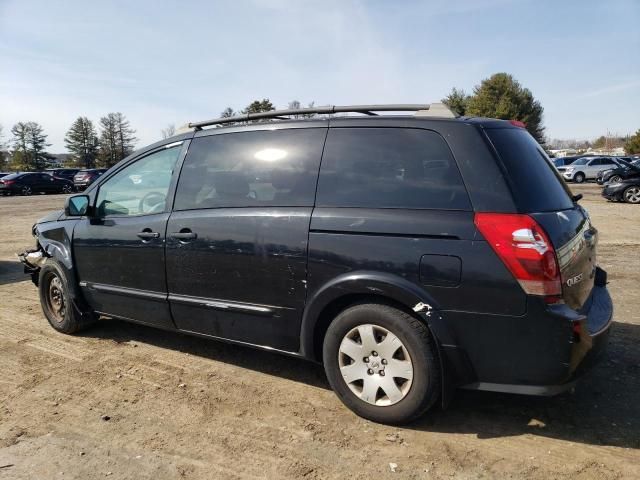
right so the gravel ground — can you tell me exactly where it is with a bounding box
[0,183,638,479]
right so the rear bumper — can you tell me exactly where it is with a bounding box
[454,268,613,396]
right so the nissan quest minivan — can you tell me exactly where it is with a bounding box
[20,104,612,424]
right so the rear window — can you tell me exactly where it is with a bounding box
[1,173,22,180]
[316,128,471,210]
[485,128,574,212]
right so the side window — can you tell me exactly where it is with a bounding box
[174,128,326,210]
[96,145,182,217]
[316,128,471,210]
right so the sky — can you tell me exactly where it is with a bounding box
[1,0,639,152]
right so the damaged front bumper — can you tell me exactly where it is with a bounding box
[18,246,46,284]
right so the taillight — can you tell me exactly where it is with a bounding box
[474,213,561,297]
[509,120,526,128]
[2,180,15,185]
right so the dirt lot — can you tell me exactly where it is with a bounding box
[0,184,638,479]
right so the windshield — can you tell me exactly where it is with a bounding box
[572,157,590,165]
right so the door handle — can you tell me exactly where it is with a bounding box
[137,229,160,240]
[170,229,197,241]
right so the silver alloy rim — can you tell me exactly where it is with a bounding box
[625,187,640,203]
[338,324,413,406]
[63,185,72,193]
[22,186,32,195]
[611,175,621,183]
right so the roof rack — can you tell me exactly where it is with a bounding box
[187,103,457,130]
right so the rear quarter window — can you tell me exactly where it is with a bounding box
[485,128,574,212]
[316,128,471,210]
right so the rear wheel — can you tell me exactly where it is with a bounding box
[623,186,640,204]
[323,303,440,424]
[21,186,32,195]
[573,172,585,183]
[39,259,97,333]
[61,184,73,194]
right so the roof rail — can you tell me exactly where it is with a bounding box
[188,103,457,129]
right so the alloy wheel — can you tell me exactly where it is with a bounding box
[624,187,640,204]
[610,175,621,183]
[21,186,32,196]
[62,184,73,194]
[338,324,413,406]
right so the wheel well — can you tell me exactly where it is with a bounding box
[312,293,429,363]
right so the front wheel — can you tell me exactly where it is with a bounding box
[623,186,640,204]
[323,303,440,424]
[573,172,585,183]
[39,259,97,333]
[610,175,622,183]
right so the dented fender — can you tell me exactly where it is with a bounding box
[299,270,454,360]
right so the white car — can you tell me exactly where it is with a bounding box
[561,157,621,183]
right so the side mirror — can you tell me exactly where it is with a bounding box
[65,195,90,216]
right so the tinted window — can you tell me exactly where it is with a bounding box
[486,128,573,212]
[316,128,471,210]
[174,128,326,210]
[96,145,181,216]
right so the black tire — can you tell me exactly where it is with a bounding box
[61,184,73,194]
[573,172,585,183]
[610,175,621,183]
[323,302,440,424]
[38,259,96,334]
[21,185,32,195]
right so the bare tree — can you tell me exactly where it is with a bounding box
[161,124,176,139]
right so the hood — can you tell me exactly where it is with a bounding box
[37,209,65,224]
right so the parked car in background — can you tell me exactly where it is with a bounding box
[596,159,640,184]
[552,154,597,171]
[46,168,80,181]
[73,168,107,191]
[561,156,622,183]
[0,172,74,195]
[602,177,640,204]
[19,104,612,424]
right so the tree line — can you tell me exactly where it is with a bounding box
[2,72,638,172]
[0,113,137,171]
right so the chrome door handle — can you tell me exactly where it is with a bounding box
[137,230,160,240]
[170,230,197,241]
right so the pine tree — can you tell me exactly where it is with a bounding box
[466,73,545,144]
[10,121,50,170]
[625,129,640,154]
[98,113,137,167]
[441,88,470,116]
[65,117,98,168]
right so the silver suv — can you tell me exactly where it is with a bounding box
[561,156,621,183]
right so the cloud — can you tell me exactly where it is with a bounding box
[580,79,640,98]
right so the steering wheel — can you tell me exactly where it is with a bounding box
[139,191,167,214]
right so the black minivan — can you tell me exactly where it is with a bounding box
[20,104,612,424]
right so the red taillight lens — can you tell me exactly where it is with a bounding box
[2,180,15,185]
[509,120,526,128]
[474,213,561,297]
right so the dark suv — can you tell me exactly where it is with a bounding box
[19,104,612,424]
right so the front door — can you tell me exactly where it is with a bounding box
[73,143,184,328]
[165,127,327,351]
